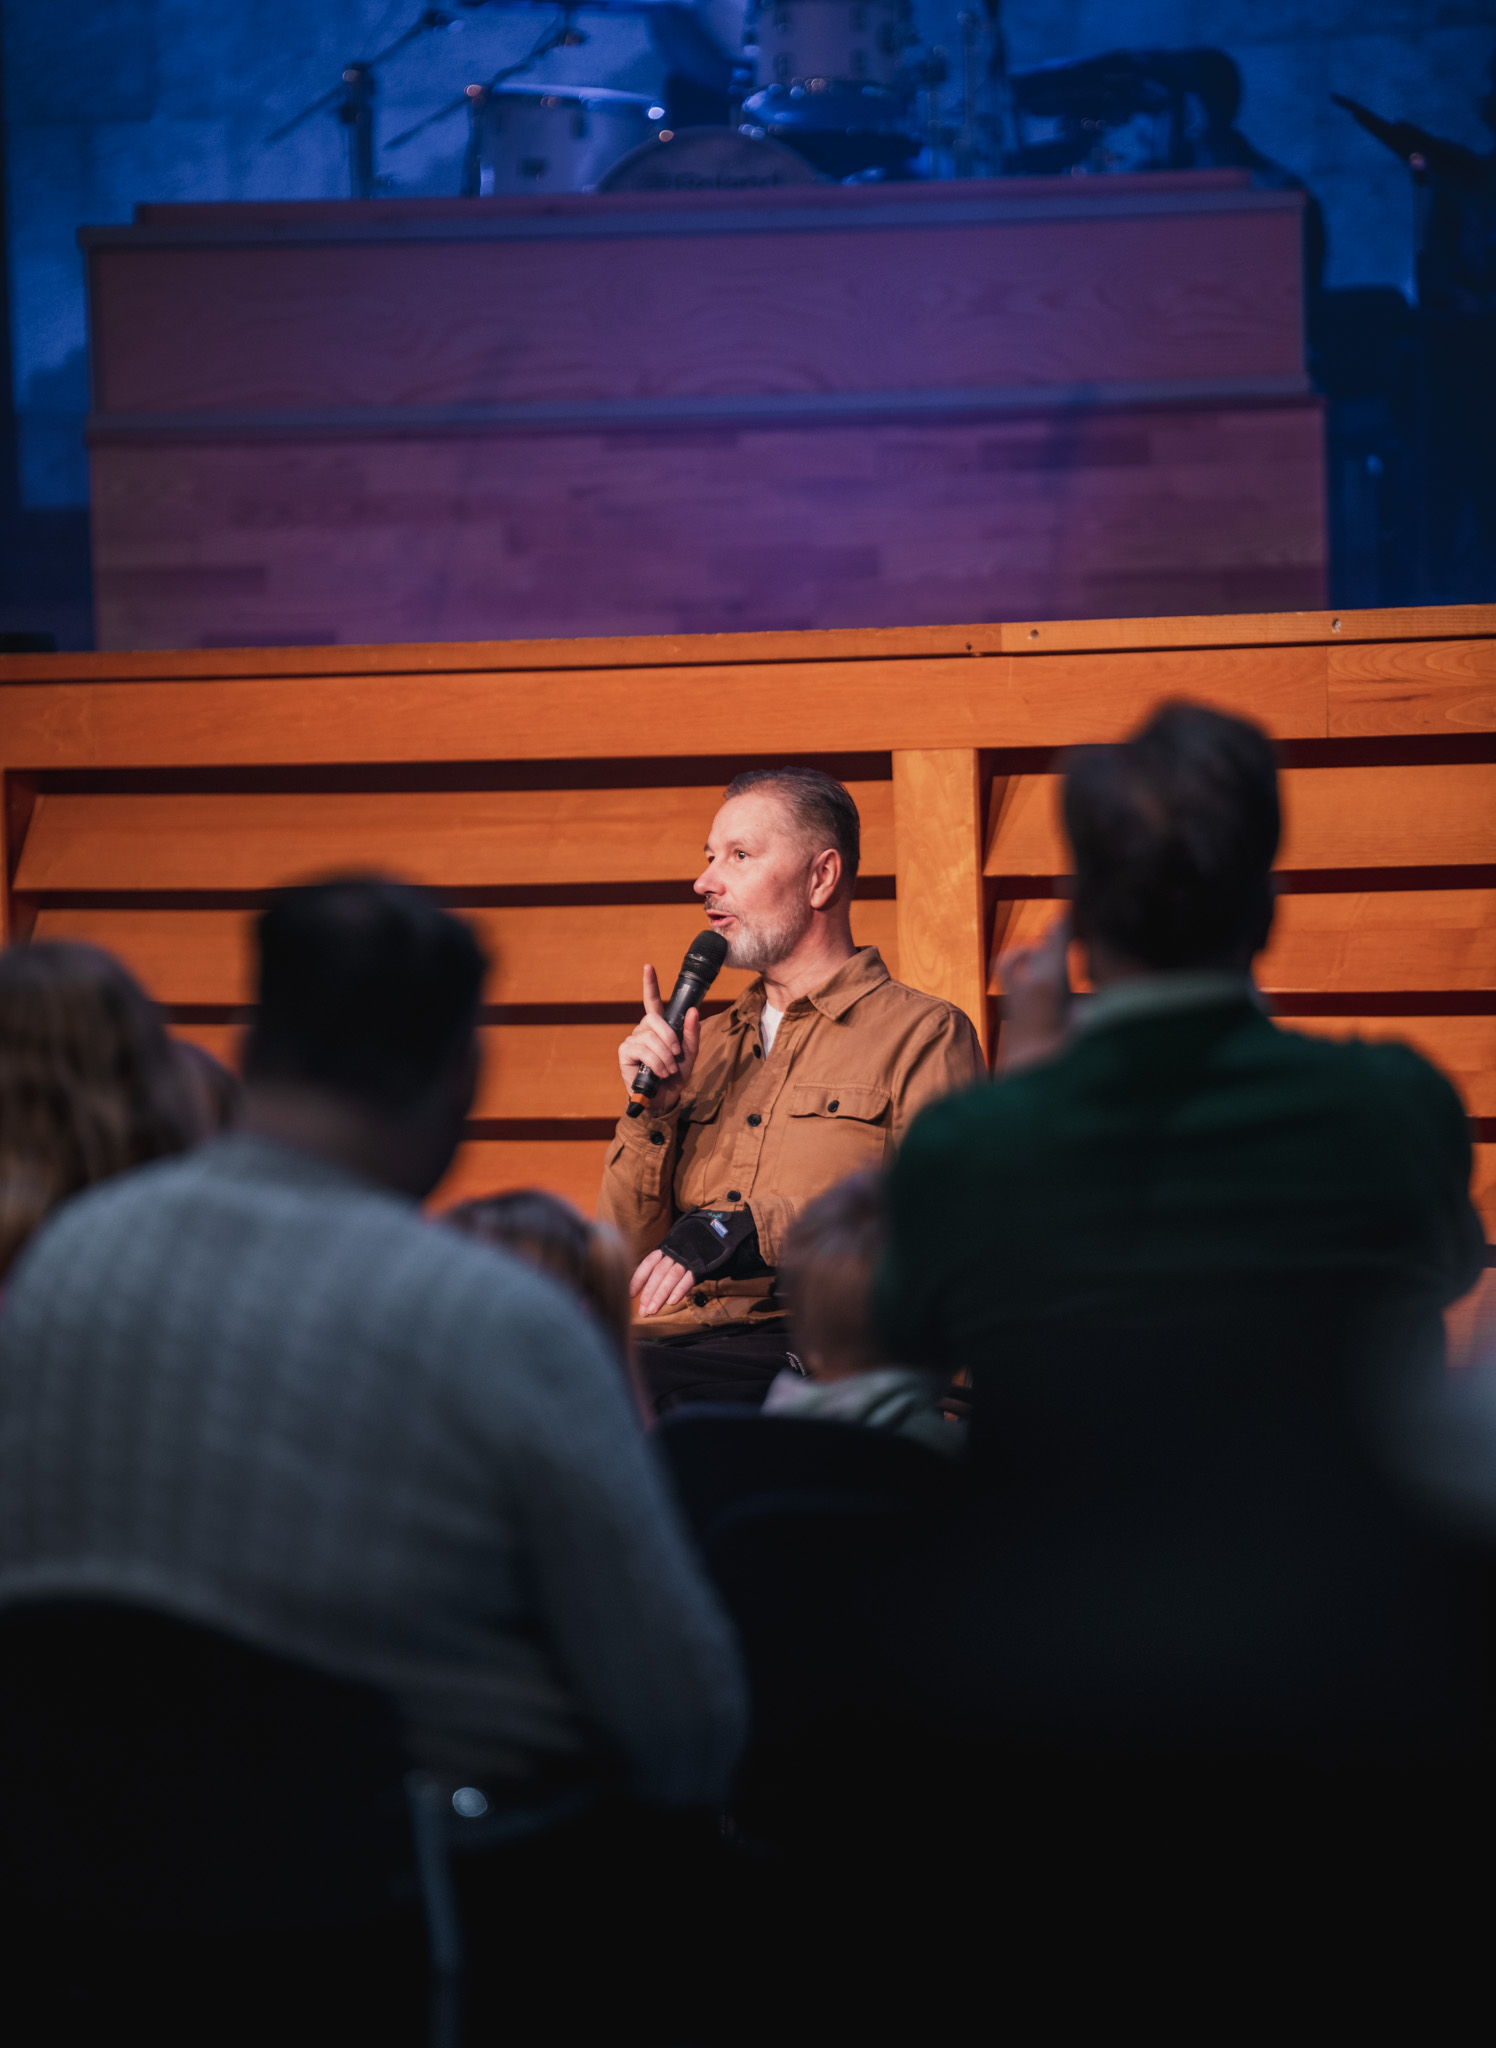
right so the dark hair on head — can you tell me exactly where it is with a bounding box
[244,877,487,1111]
[441,1188,635,1375]
[721,766,860,885]
[0,940,198,1277]
[778,1169,891,1377]
[1063,700,1280,971]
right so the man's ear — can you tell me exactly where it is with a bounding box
[807,847,843,910]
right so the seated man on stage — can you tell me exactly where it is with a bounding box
[600,766,985,1413]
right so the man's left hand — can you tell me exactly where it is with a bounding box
[631,1250,697,1317]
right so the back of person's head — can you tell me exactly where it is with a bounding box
[721,766,861,886]
[0,940,197,1278]
[779,1170,893,1380]
[243,878,487,1111]
[1063,701,1280,971]
[441,1188,632,1360]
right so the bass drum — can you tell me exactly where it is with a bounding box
[745,0,918,90]
[475,85,665,195]
[597,126,822,192]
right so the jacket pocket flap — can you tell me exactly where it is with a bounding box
[680,1092,724,1127]
[786,1082,889,1121]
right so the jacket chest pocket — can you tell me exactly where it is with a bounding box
[781,1081,891,1193]
[676,1094,724,1210]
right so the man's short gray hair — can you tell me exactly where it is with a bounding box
[721,766,861,882]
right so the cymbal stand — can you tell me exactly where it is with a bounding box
[387,8,587,155]
[266,6,458,198]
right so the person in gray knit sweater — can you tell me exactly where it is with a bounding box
[0,880,746,1812]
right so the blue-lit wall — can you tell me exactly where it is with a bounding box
[2,1,1494,623]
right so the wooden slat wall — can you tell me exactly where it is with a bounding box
[1,603,1492,1355]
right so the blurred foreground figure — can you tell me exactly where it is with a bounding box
[441,1185,645,1414]
[0,940,196,1281]
[865,704,1489,2017]
[763,1169,961,1458]
[0,879,745,2039]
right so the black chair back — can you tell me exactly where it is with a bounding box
[0,1599,418,1931]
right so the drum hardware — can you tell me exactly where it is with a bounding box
[455,82,669,195]
[267,6,464,198]
[386,5,592,156]
[597,124,822,191]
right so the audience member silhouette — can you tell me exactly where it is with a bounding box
[762,1170,963,1457]
[0,879,746,2036]
[869,703,1488,1981]
[175,1035,245,1136]
[0,939,197,1282]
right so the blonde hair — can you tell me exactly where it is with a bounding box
[0,941,197,1278]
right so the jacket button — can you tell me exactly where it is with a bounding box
[726,1189,740,1202]
[746,1112,761,1127]
[692,1291,706,1308]
[753,1044,763,1058]
[827,1099,840,1113]
[648,1129,665,1146]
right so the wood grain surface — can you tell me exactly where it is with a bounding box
[90,202,1302,417]
[990,892,1496,995]
[16,783,895,892]
[430,1138,612,1216]
[0,603,1486,688]
[176,1020,636,1121]
[0,642,1335,771]
[36,899,899,1008]
[986,763,1496,876]
[893,750,989,1053]
[86,404,1326,650]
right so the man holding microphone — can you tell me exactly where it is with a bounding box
[599,766,985,1413]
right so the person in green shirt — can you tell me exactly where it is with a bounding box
[875,700,1486,1755]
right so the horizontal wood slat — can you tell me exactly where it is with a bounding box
[0,645,1330,771]
[42,899,900,1008]
[1328,639,1496,737]
[987,764,1496,877]
[431,1138,611,1216]
[15,783,895,892]
[990,892,1496,995]
[0,603,1485,688]
[175,1020,633,1121]
[1474,1145,1495,1241]
[1284,1017,1496,1117]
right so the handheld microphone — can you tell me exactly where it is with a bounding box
[626,929,729,1119]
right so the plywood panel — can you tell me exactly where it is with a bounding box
[893,750,988,1054]
[85,406,1326,655]
[1284,1016,1496,1117]
[37,899,899,1008]
[989,892,1496,995]
[1328,639,1496,737]
[16,783,895,892]
[986,764,1496,877]
[429,1138,610,1217]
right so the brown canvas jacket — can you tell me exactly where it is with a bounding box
[598,947,986,1338]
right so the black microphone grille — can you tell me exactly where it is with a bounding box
[682,930,729,985]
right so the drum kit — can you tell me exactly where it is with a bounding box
[269,1,1013,197]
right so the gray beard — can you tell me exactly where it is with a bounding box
[722,903,812,975]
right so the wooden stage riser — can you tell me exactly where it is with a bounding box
[89,407,1325,648]
[3,606,1492,1248]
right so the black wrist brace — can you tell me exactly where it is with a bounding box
[659,1208,770,1282]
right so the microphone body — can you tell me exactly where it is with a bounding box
[627,931,729,1118]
